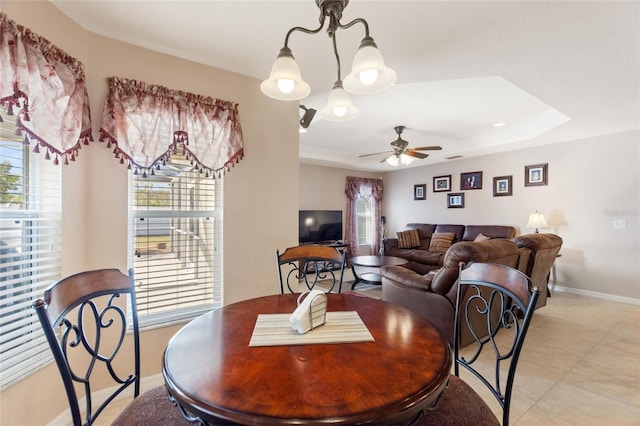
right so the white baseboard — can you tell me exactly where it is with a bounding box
[47,373,164,426]
[553,285,640,305]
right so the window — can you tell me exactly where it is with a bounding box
[355,196,372,245]
[0,118,61,390]
[129,154,222,329]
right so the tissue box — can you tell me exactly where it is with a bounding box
[289,290,328,334]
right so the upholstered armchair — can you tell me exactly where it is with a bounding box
[381,239,522,347]
[512,233,563,308]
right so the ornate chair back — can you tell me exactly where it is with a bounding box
[453,262,541,426]
[33,269,141,425]
[276,245,346,293]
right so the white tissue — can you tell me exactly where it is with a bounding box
[289,290,328,334]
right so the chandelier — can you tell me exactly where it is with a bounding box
[260,0,396,122]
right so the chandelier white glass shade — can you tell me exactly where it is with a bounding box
[260,48,311,101]
[260,0,395,122]
[343,36,396,95]
[320,81,359,121]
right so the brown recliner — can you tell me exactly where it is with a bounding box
[512,233,563,309]
[381,239,523,347]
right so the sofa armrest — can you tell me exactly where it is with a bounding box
[380,265,434,292]
[382,238,398,255]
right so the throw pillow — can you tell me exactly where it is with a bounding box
[397,229,421,249]
[474,233,491,242]
[428,232,455,253]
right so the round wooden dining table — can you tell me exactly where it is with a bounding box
[162,293,452,426]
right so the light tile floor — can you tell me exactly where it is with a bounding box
[92,285,640,425]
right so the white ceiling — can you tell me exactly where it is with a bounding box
[50,0,640,171]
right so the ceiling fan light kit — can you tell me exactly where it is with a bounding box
[261,0,395,122]
[362,125,442,167]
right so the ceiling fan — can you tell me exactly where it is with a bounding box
[359,126,442,166]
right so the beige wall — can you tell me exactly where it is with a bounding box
[382,130,639,300]
[1,2,298,424]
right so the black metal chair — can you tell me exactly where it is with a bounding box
[416,262,541,426]
[276,245,347,293]
[33,268,189,425]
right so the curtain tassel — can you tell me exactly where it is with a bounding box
[53,155,60,165]
[142,170,147,178]
[23,134,29,145]
[45,150,51,160]
[64,156,69,166]
[33,143,40,154]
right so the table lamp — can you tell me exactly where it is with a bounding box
[526,211,548,233]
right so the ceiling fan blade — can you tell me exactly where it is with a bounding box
[405,150,429,159]
[359,150,393,158]
[411,146,443,151]
[379,155,393,163]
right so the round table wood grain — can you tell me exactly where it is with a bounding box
[162,293,452,426]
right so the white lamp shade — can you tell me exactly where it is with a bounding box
[343,37,396,95]
[319,83,360,121]
[526,212,549,231]
[385,155,399,167]
[260,53,311,101]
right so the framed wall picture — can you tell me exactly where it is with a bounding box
[493,175,513,197]
[525,163,548,186]
[447,193,465,208]
[460,171,483,190]
[414,184,426,200]
[433,175,451,192]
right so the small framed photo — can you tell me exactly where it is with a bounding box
[414,184,426,200]
[447,193,465,208]
[460,171,483,190]
[525,163,548,186]
[433,175,451,192]
[493,175,513,197]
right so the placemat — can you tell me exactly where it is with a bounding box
[249,311,374,347]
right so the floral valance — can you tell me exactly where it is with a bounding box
[99,77,244,177]
[0,13,92,165]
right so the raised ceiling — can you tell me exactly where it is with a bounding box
[50,0,639,171]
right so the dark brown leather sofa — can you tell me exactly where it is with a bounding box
[381,238,522,347]
[383,224,517,274]
[381,232,563,347]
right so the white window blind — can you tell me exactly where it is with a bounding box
[355,196,372,245]
[0,122,61,390]
[129,155,223,329]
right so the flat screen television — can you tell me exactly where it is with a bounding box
[299,210,343,244]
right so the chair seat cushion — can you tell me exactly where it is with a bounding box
[415,375,500,426]
[111,386,192,425]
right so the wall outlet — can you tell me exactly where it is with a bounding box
[613,219,626,229]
